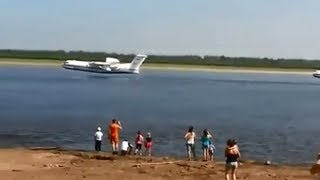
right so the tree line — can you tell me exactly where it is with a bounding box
[0,49,320,69]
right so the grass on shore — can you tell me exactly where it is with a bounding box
[0,58,315,73]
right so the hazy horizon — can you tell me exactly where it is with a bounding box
[1,0,320,59]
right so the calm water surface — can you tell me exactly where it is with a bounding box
[0,66,319,165]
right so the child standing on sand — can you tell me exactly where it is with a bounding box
[200,129,212,161]
[208,142,216,161]
[94,127,103,152]
[134,131,144,155]
[144,132,153,156]
[120,139,129,156]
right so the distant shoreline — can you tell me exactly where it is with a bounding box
[0,58,314,75]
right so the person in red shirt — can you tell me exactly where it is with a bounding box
[108,119,122,154]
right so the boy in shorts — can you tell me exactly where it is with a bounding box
[208,143,216,161]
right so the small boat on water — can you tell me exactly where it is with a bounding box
[312,70,320,78]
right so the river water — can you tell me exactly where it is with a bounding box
[0,66,319,165]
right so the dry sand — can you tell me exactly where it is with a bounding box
[0,148,314,180]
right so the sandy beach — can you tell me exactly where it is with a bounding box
[0,148,314,180]
[143,65,313,75]
[0,58,314,75]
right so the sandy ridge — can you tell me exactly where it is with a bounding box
[0,60,314,75]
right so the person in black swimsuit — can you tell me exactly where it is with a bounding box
[224,139,241,180]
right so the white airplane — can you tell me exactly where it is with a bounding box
[312,70,320,78]
[62,54,147,74]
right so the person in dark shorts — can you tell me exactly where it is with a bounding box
[94,127,103,152]
[134,131,144,155]
[225,139,241,180]
[184,126,196,160]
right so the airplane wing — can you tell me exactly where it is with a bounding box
[87,60,121,72]
[88,62,112,71]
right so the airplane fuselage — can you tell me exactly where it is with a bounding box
[313,73,320,78]
[62,60,139,74]
[62,54,147,74]
[312,70,320,78]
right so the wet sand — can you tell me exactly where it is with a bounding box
[0,148,313,180]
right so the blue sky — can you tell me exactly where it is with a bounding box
[1,0,320,59]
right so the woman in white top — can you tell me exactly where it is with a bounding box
[184,126,196,161]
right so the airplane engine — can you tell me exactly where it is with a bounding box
[105,67,111,71]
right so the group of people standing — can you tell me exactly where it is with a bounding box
[184,126,216,161]
[93,119,153,156]
[94,120,241,180]
[184,126,241,180]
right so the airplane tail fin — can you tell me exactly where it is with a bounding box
[130,54,147,73]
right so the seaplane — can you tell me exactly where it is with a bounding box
[62,54,147,74]
[312,70,320,78]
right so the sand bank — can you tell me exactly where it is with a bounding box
[143,64,313,75]
[0,60,61,67]
[0,58,314,75]
[0,148,314,180]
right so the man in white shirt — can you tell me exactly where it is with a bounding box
[94,127,103,152]
[121,139,133,155]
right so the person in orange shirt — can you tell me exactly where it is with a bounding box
[108,119,122,154]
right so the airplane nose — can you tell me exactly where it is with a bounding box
[62,61,69,68]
